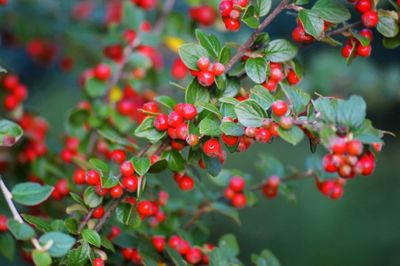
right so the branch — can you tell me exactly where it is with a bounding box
[77,208,94,233]
[94,198,123,232]
[325,21,362,38]
[183,205,211,230]
[224,0,291,73]
[153,0,176,34]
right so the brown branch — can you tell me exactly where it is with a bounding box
[94,198,123,232]
[153,0,176,34]
[325,21,362,38]
[77,208,94,233]
[224,0,291,73]
[183,205,211,230]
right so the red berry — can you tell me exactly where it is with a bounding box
[182,104,197,120]
[121,248,134,260]
[110,185,124,198]
[319,180,335,196]
[171,58,188,80]
[219,1,233,17]
[92,206,105,219]
[55,179,69,196]
[111,149,126,164]
[362,10,379,28]
[123,29,137,44]
[168,235,181,250]
[347,139,364,156]
[142,101,159,113]
[331,138,347,154]
[231,193,247,208]
[229,176,245,192]
[186,134,199,146]
[223,17,240,31]
[137,201,154,216]
[341,44,353,58]
[287,69,300,85]
[168,111,184,127]
[171,139,185,150]
[267,175,280,188]
[179,176,195,191]
[73,169,86,185]
[212,63,225,76]
[95,185,109,196]
[359,153,375,176]
[269,67,284,82]
[322,154,337,173]
[224,187,235,200]
[93,258,104,266]
[176,123,188,140]
[262,79,277,92]
[197,57,210,71]
[221,133,239,147]
[255,128,272,143]
[120,161,135,177]
[177,240,190,255]
[13,84,28,101]
[190,5,216,27]
[330,185,344,200]
[94,63,111,81]
[167,127,178,139]
[234,0,249,7]
[3,94,19,111]
[356,44,372,57]
[186,247,203,264]
[154,114,169,131]
[3,74,19,90]
[355,0,372,14]
[271,100,288,117]
[359,28,373,41]
[197,71,215,87]
[86,170,101,186]
[122,176,138,192]
[203,138,221,158]
[152,236,165,252]
[0,215,8,232]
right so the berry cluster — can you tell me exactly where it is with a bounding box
[116,85,149,124]
[219,0,249,31]
[341,28,373,59]
[26,39,57,65]
[316,178,346,200]
[260,62,301,93]
[262,175,280,199]
[60,136,82,163]
[174,172,195,191]
[1,74,28,111]
[292,18,331,43]
[190,57,225,87]
[224,176,247,209]
[351,0,379,28]
[167,235,214,264]
[323,138,377,178]
[153,102,198,149]
[189,5,216,27]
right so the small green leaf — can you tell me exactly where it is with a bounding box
[89,158,109,176]
[254,0,272,17]
[251,249,281,266]
[98,128,136,148]
[312,0,351,23]
[12,182,53,206]
[84,78,107,98]
[265,39,298,62]
[278,126,305,145]
[82,229,101,248]
[185,78,211,107]
[195,29,221,59]
[39,232,76,258]
[132,157,151,176]
[178,43,209,70]
[155,95,177,110]
[245,57,267,84]
[135,116,166,143]
[218,234,239,257]
[242,6,260,29]
[211,202,240,224]
[32,250,52,266]
[281,85,311,114]
[336,95,366,129]
[235,100,267,127]
[377,11,399,38]
[0,233,15,261]
[198,102,222,119]
[199,118,222,137]
[312,97,336,122]
[0,120,23,147]
[219,46,231,65]
[250,85,275,110]
[203,154,222,177]
[163,150,185,172]
[115,203,141,228]
[298,10,324,39]
[83,186,103,208]
[165,246,187,266]
[22,214,53,232]
[66,242,90,266]
[220,122,244,136]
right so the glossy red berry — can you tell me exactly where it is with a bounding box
[168,111,184,127]
[362,10,379,28]
[356,44,372,57]
[347,139,364,156]
[232,193,247,208]
[3,74,19,90]
[234,0,249,7]
[122,176,138,192]
[197,71,215,87]
[95,185,109,197]
[142,101,159,113]
[212,63,225,76]
[121,248,134,260]
[3,94,19,111]
[223,17,240,31]
[190,5,216,27]
[0,215,8,232]
[181,104,197,120]
[330,185,344,200]
[73,169,86,185]
[359,28,373,41]
[92,206,105,219]
[271,100,288,117]
[229,176,245,192]
[171,58,188,80]
[186,247,203,264]
[269,67,284,82]
[355,0,372,14]
[221,133,239,147]
[86,170,101,186]
[137,200,154,216]
[287,69,300,85]
[262,79,278,92]
[111,149,126,164]
[110,185,124,198]
[179,176,195,191]
[341,44,353,58]
[152,236,165,252]
[55,179,69,196]
[203,138,221,158]
[197,57,210,71]
[176,123,188,140]
[94,63,111,81]
[224,187,235,200]
[120,161,135,177]
[255,128,272,143]
[154,114,168,131]
[93,258,104,266]
[219,1,233,17]
[322,154,337,173]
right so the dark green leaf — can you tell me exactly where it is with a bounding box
[219,46,231,65]
[242,6,260,29]
[377,11,399,38]
[281,85,311,114]
[203,154,222,177]
[265,39,298,62]
[251,249,281,266]
[185,79,211,106]
[220,122,244,136]
[66,242,90,266]
[235,100,267,127]
[254,0,272,17]
[84,78,107,98]
[218,234,239,257]
[22,214,52,232]
[165,246,187,266]
[82,229,101,248]
[195,29,221,59]
[211,202,240,224]
[245,57,267,84]
[312,0,351,23]
[115,203,141,228]
[278,126,305,145]
[132,157,151,176]
[89,158,109,176]
[0,233,15,261]
[83,186,103,208]
[135,117,166,143]
[298,10,324,39]
[155,95,177,110]
[199,118,222,137]
[312,97,336,122]
[163,150,185,172]
[336,95,366,128]
[11,182,53,206]
[178,43,209,70]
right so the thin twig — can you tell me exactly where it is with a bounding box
[325,21,362,38]
[94,198,122,232]
[224,0,290,73]
[77,208,95,233]
[0,178,23,223]
[183,205,211,230]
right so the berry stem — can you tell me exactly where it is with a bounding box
[224,0,291,73]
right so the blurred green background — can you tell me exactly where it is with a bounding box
[1,0,400,265]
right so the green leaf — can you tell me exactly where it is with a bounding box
[251,249,281,266]
[377,11,399,38]
[383,33,400,49]
[352,30,371,46]
[82,229,101,248]
[115,203,141,228]
[185,79,211,106]
[127,52,152,69]
[199,118,222,137]
[64,218,78,235]
[203,154,222,177]
[148,159,168,173]
[84,78,107,98]
[11,182,53,206]
[135,116,166,143]
[0,233,15,261]
[67,108,89,128]
[298,10,324,39]
[336,95,366,128]
[245,57,267,84]
[0,120,23,147]
[195,29,221,59]
[312,97,336,122]
[66,242,90,266]
[32,250,52,266]
[163,150,185,172]
[132,157,151,176]
[278,126,305,145]
[155,95,177,110]
[255,154,285,177]
[353,120,383,144]
[312,0,351,23]
[89,158,109,176]
[235,100,267,127]
[39,232,76,258]
[165,246,187,266]
[178,43,209,70]
[242,6,260,29]
[22,214,53,232]
[254,0,272,17]
[220,122,244,136]
[198,102,222,118]
[250,85,275,110]
[83,186,103,208]
[8,219,35,240]
[265,39,298,62]
[211,202,240,224]
[281,85,311,114]
[219,46,231,65]
[101,235,116,252]
[98,128,137,148]
[218,234,239,257]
